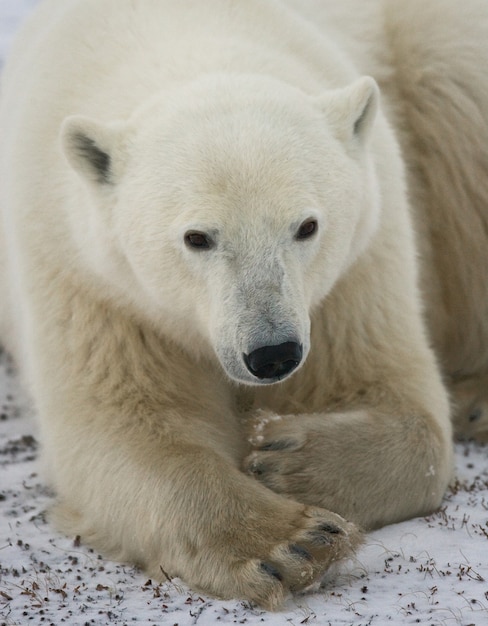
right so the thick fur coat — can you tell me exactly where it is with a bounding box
[0,0,487,609]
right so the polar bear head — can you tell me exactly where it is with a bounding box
[62,74,380,385]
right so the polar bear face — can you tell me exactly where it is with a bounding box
[62,75,380,385]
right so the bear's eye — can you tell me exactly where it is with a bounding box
[184,231,213,250]
[296,219,318,241]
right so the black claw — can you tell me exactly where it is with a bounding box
[289,544,313,561]
[468,407,483,423]
[318,522,343,535]
[259,439,296,452]
[260,562,283,582]
[249,461,267,476]
[307,531,333,546]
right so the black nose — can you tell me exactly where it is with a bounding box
[243,341,303,381]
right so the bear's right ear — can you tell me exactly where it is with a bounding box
[61,116,125,186]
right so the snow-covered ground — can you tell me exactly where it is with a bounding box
[1,3,488,625]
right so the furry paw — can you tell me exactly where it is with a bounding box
[221,505,361,609]
[451,376,488,443]
[243,409,314,496]
[453,402,488,443]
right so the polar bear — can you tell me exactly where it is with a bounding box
[1,0,487,609]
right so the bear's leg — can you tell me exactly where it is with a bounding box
[51,446,359,608]
[243,407,452,530]
[29,291,359,608]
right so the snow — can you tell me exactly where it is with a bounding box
[1,3,488,625]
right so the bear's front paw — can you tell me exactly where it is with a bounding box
[451,376,488,443]
[243,409,313,496]
[453,402,488,443]
[222,505,360,609]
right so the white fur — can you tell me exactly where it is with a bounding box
[1,0,486,609]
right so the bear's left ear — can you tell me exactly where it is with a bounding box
[61,116,125,186]
[316,76,379,147]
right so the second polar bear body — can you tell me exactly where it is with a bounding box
[1,0,487,609]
